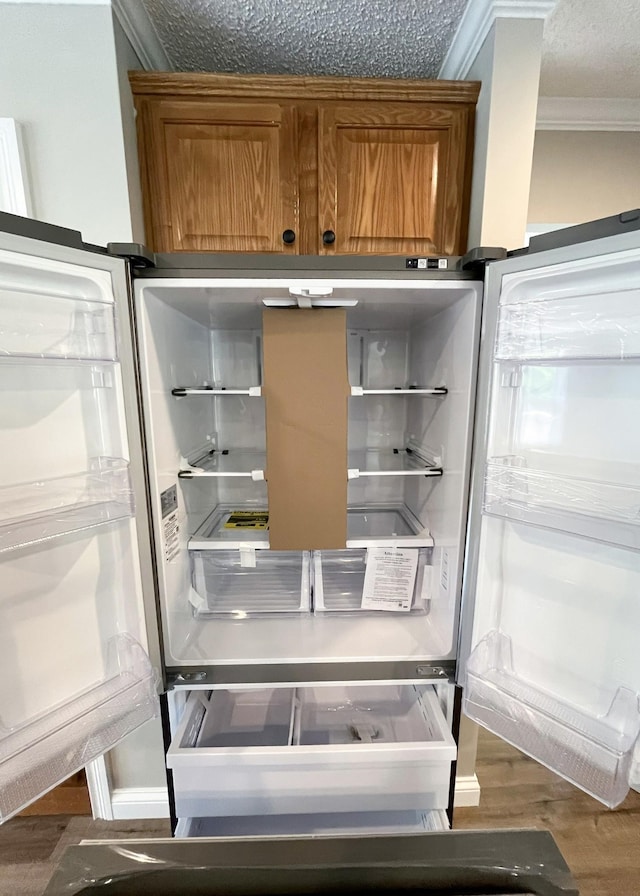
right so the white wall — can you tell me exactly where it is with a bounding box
[528,130,640,224]
[467,18,544,250]
[0,1,168,806]
[0,3,136,245]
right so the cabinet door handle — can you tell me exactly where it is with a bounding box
[322,229,336,245]
[282,229,296,245]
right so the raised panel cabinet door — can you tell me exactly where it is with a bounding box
[318,102,473,256]
[137,100,299,253]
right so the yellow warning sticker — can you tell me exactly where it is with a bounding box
[224,511,269,530]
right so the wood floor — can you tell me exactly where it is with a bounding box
[455,728,640,896]
[1,729,638,895]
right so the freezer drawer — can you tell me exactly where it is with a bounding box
[175,809,450,838]
[167,684,456,817]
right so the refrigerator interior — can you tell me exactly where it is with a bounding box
[134,277,481,670]
[0,244,156,821]
[464,247,640,807]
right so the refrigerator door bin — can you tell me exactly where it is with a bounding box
[0,276,117,361]
[175,808,449,838]
[190,550,311,616]
[0,459,135,555]
[167,684,456,817]
[313,549,431,614]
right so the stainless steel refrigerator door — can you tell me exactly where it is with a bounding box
[0,220,161,821]
[459,223,640,807]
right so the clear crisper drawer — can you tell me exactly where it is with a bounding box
[190,550,310,616]
[313,549,430,614]
[168,685,456,818]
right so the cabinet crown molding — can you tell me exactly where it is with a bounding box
[128,72,480,104]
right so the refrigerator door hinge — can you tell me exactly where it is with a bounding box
[107,242,156,269]
[457,247,507,272]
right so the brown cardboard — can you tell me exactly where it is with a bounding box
[263,308,349,550]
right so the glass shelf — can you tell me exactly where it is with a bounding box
[179,450,267,480]
[172,385,262,397]
[348,449,443,478]
[0,459,134,555]
[189,503,432,550]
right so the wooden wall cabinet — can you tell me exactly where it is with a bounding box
[130,74,479,256]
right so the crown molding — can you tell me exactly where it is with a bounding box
[112,0,172,71]
[536,97,640,131]
[439,0,557,80]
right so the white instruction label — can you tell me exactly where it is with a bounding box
[163,511,180,562]
[361,548,418,612]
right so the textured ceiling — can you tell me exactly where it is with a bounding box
[141,0,469,78]
[540,0,640,97]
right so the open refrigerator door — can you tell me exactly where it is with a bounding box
[0,220,159,821]
[460,223,640,807]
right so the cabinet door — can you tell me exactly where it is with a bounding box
[137,99,299,253]
[318,103,472,256]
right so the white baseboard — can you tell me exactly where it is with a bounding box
[110,787,170,820]
[453,774,481,807]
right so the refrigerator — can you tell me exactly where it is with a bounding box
[0,208,639,839]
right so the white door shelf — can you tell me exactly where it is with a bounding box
[172,386,262,397]
[350,386,448,396]
[0,635,157,822]
[179,450,266,480]
[168,685,455,818]
[190,550,311,617]
[484,460,640,550]
[188,503,432,550]
[175,808,449,839]
[464,632,640,809]
[0,459,134,555]
[495,290,640,362]
[313,549,431,615]
[0,289,118,362]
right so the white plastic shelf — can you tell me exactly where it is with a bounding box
[0,459,134,555]
[190,550,311,617]
[168,685,455,817]
[0,635,156,822]
[179,450,266,480]
[350,386,447,396]
[188,503,432,550]
[464,632,640,809]
[313,549,430,615]
[172,385,262,397]
[484,460,640,550]
[348,448,443,478]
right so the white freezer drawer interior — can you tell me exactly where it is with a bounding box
[175,809,450,838]
[167,684,456,817]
